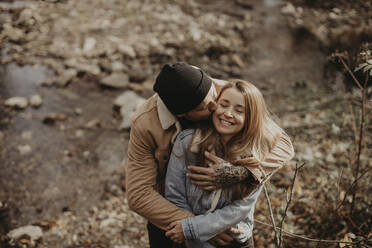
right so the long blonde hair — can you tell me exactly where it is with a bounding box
[192,79,282,200]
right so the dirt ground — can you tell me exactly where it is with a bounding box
[0,0,371,247]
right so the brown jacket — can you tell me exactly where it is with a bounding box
[126,81,294,230]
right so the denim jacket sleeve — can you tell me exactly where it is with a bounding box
[182,186,263,242]
[164,129,194,213]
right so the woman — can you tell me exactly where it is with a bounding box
[165,79,291,247]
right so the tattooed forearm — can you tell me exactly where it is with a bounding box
[214,162,257,188]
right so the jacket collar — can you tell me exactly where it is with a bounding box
[157,95,178,130]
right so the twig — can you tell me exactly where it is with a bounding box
[335,167,344,210]
[336,167,372,211]
[263,163,305,247]
[278,163,304,247]
[254,219,371,245]
[350,72,368,214]
[348,102,358,147]
[263,185,280,247]
[338,56,363,90]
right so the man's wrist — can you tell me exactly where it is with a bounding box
[214,162,256,188]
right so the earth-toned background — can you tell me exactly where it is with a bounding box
[0,0,371,247]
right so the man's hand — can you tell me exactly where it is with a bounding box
[165,221,185,243]
[209,227,241,246]
[187,151,226,191]
[188,151,257,190]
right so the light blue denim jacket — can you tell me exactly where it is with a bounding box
[165,129,263,248]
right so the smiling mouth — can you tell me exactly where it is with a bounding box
[220,119,234,126]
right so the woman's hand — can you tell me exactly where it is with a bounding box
[165,221,185,243]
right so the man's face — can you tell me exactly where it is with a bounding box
[177,86,217,122]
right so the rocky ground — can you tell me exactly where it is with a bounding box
[0,0,371,247]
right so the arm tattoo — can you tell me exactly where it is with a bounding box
[214,162,257,188]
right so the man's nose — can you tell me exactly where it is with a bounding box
[208,101,217,112]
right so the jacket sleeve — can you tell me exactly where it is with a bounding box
[164,131,194,213]
[182,186,263,242]
[126,121,194,230]
[237,130,295,183]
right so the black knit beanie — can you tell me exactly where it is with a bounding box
[153,62,212,115]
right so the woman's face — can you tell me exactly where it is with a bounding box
[212,87,246,143]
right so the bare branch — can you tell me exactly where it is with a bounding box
[350,71,369,214]
[264,185,280,247]
[255,219,371,245]
[337,56,363,90]
[278,163,304,247]
[336,167,372,211]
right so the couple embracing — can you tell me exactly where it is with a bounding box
[125,62,294,248]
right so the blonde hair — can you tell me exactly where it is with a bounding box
[192,79,283,200]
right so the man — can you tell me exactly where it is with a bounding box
[126,62,294,247]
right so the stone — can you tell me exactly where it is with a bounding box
[7,225,42,245]
[83,37,96,52]
[75,129,84,138]
[18,144,32,155]
[5,97,28,109]
[29,95,43,107]
[100,73,129,88]
[99,218,118,229]
[111,61,126,72]
[57,69,77,87]
[2,23,25,42]
[118,44,136,58]
[21,131,32,140]
[75,108,82,115]
[114,91,146,130]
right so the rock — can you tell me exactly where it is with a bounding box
[114,91,146,130]
[118,44,136,58]
[65,59,101,76]
[29,95,43,107]
[2,23,25,42]
[74,108,82,115]
[85,119,101,129]
[281,2,296,16]
[18,144,32,155]
[83,37,96,53]
[100,73,129,88]
[5,97,28,109]
[42,113,68,125]
[99,218,118,229]
[7,225,42,246]
[21,131,32,140]
[111,61,126,72]
[128,68,147,83]
[75,129,84,138]
[0,131,3,142]
[57,69,77,87]
[331,123,341,135]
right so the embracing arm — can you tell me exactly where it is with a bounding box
[126,121,193,230]
[188,129,294,188]
[182,186,263,242]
